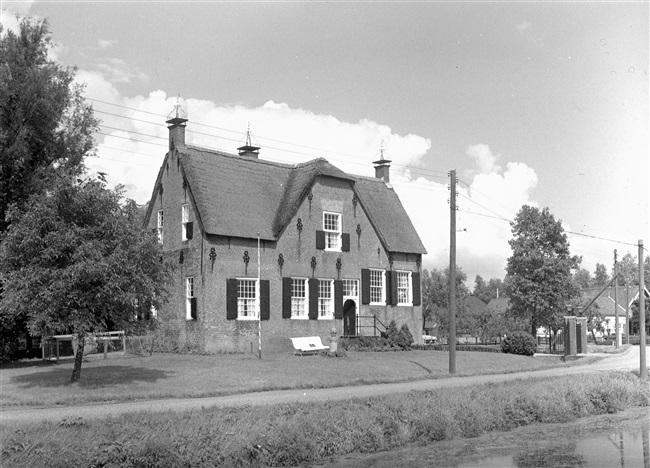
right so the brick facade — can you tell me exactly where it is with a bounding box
[145,121,426,354]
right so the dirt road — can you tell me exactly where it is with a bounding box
[1,347,646,427]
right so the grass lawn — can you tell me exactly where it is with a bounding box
[0,348,600,408]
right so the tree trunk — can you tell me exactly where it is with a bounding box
[70,333,85,383]
[591,328,599,345]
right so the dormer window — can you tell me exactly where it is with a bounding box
[323,212,341,251]
[181,204,193,241]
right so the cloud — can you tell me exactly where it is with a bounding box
[77,69,540,284]
[516,21,530,32]
[0,1,36,34]
[98,39,117,49]
[94,58,150,84]
[466,144,502,174]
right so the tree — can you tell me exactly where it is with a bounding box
[573,268,592,289]
[473,276,506,304]
[593,263,610,287]
[630,298,650,335]
[422,267,469,341]
[505,206,581,337]
[0,17,98,358]
[0,177,172,381]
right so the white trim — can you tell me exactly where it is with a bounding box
[236,277,259,320]
[157,210,164,244]
[323,211,342,252]
[318,278,335,320]
[369,269,386,305]
[181,204,190,241]
[396,270,413,306]
[185,276,194,320]
[290,277,309,320]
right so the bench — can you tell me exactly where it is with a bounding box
[290,336,329,356]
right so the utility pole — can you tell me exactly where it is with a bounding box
[639,240,646,379]
[614,249,619,348]
[626,280,630,345]
[448,169,457,375]
[257,232,262,359]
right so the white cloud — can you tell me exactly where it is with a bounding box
[98,39,117,49]
[0,1,35,34]
[516,21,530,32]
[76,69,541,284]
[94,58,150,84]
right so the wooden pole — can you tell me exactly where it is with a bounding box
[258,232,262,359]
[639,240,646,379]
[449,169,457,375]
[626,281,630,345]
[614,249,619,348]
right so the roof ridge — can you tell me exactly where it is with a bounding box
[183,144,296,169]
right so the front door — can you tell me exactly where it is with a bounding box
[343,299,356,336]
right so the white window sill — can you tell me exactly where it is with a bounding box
[369,302,385,306]
[318,315,334,320]
[291,316,309,320]
[237,316,259,321]
[397,303,413,307]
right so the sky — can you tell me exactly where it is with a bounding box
[1,1,648,286]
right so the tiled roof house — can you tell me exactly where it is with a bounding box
[143,116,427,353]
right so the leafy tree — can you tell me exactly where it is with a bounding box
[505,206,581,337]
[617,252,638,286]
[593,263,610,287]
[422,267,469,342]
[629,298,650,335]
[573,268,592,289]
[0,177,172,381]
[473,276,506,304]
[0,17,98,358]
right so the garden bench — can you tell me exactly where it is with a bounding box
[290,336,329,356]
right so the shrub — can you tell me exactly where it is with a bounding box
[398,324,414,349]
[501,331,536,356]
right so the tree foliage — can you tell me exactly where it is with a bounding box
[472,275,506,304]
[0,177,172,380]
[593,263,610,287]
[505,206,580,336]
[0,17,98,232]
[422,267,469,340]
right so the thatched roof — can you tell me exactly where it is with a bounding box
[145,144,427,254]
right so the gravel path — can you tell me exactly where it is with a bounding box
[1,347,646,427]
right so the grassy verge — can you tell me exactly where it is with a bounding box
[0,349,599,408]
[2,372,648,467]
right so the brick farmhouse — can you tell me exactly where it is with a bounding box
[143,114,427,353]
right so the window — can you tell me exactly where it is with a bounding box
[318,279,334,319]
[181,204,193,241]
[343,279,358,298]
[157,210,164,244]
[396,271,412,305]
[370,269,385,304]
[291,278,308,318]
[237,279,258,319]
[323,212,341,251]
[186,277,196,320]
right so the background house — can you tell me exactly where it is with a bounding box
[143,114,427,353]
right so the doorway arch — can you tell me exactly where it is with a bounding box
[343,299,357,336]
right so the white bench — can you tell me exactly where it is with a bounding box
[290,336,329,356]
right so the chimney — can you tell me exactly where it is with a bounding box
[373,142,391,183]
[237,123,260,158]
[167,116,187,151]
[166,95,188,151]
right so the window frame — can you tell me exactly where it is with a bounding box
[323,211,342,252]
[290,277,309,319]
[185,277,195,320]
[157,210,164,244]
[396,270,413,306]
[181,204,190,241]
[318,279,335,319]
[236,278,259,320]
[369,269,386,305]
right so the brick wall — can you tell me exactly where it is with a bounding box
[147,152,424,354]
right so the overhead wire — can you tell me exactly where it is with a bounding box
[88,96,641,255]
